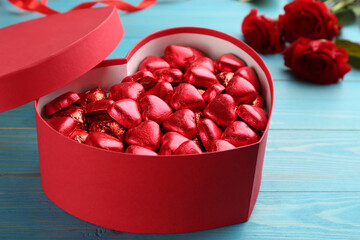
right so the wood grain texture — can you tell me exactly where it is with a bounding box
[0,178,359,240]
[1,129,360,192]
[0,0,360,239]
[1,81,359,130]
[0,0,359,80]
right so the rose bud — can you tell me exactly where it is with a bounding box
[216,72,234,87]
[170,83,205,112]
[164,45,205,69]
[79,88,107,104]
[251,93,265,108]
[109,82,145,101]
[279,0,340,43]
[203,94,236,127]
[107,99,142,129]
[46,116,76,137]
[122,70,157,90]
[45,92,80,116]
[174,140,202,155]
[283,38,351,84]
[85,99,114,116]
[124,120,161,151]
[159,132,189,155]
[234,67,261,92]
[54,105,85,127]
[222,121,259,147]
[236,104,268,131]
[139,95,173,123]
[139,56,170,73]
[215,54,246,72]
[209,140,236,152]
[226,75,257,104]
[162,109,197,139]
[242,9,285,54]
[125,145,158,156]
[70,129,89,144]
[153,68,183,83]
[85,132,124,152]
[197,118,223,150]
[184,66,218,88]
[186,57,215,72]
[202,84,225,103]
[145,82,173,103]
[89,116,126,141]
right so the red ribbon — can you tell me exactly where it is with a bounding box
[8,0,157,15]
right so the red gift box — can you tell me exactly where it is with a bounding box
[0,7,274,234]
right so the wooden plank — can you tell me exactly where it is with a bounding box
[0,129,39,174]
[0,0,359,81]
[0,103,36,129]
[271,81,360,130]
[0,179,359,240]
[262,130,360,191]
[1,81,359,129]
[1,129,360,192]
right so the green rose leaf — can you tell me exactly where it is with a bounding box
[335,8,357,25]
[336,39,360,69]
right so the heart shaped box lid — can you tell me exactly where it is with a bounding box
[0,7,123,113]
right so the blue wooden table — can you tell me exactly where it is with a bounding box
[1,0,360,239]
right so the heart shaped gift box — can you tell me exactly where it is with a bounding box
[0,7,273,234]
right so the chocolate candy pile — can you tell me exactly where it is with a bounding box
[45,45,268,155]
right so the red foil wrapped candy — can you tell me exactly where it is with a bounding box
[184,66,218,88]
[159,132,189,155]
[79,88,107,103]
[109,82,145,101]
[174,140,203,155]
[153,68,183,83]
[203,94,236,128]
[85,132,124,152]
[124,120,161,150]
[125,145,158,156]
[202,84,225,103]
[197,118,223,150]
[209,140,236,152]
[139,56,170,73]
[162,109,197,139]
[222,121,259,147]
[226,75,257,104]
[170,83,205,112]
[107,99,142,129]
[70,129,89,143]
[46,116,76,137]
[45,92,80,116]
[85,99,114,116]
[164,45,204,69]
[139,95,173,123]
[235,67,261,92]
[145,82,174,103]
[236,104,268,131]
[215,54,246,72]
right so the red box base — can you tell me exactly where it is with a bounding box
[35,27,273,234]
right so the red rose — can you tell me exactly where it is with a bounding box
[283,37,351,84]
[279,0,340,43]
[242,9,285,54]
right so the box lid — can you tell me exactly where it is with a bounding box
[0,6,123,113]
